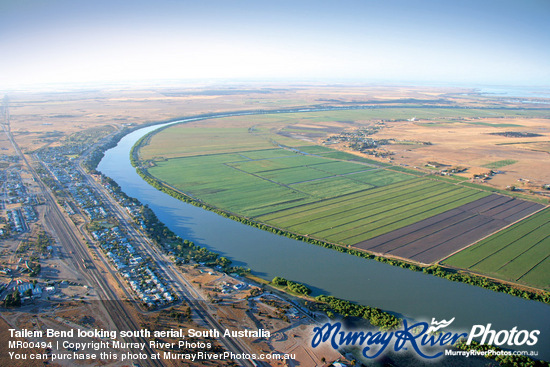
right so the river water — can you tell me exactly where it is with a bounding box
[97,116,549,357]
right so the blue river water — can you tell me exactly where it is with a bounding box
[97,116,549,358]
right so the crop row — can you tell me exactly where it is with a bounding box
[318,190,486,244]
[149,150,407,218]
[228,154,329,173]
[339,191,488,245]
[305,161,374,175]
[286,182,456,232]
[290,176,375,198]
[260,178,438,224]
[445,209,550,269]
[444,208,550,290]
[346,169,414,187]
[239,148,298,160]
[255,165,337,185]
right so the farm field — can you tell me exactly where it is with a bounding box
[482,159,518,169]
[143,122,542,253]
[372,116,550,188]
[258,179,489,244]
[147,147,417,217]
[443,207,550,290]
[137,106,550,290]
[354,194,545,264]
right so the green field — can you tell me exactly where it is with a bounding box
[141,110,502,236]
[138,109,550,291]
[147,148,423,218]
[259,179,488,244]
[443,208,550,290]
[464,121,522,127]
[482,159,518,169]
[147,135,489,242]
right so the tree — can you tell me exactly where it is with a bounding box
[3,289,21,307]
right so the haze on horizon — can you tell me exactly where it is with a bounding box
[1,0,549,89]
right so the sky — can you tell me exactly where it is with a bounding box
[1,0,549,88]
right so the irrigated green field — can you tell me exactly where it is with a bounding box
[258,179,489,245]
[146,125,490,241]
[138,109,550,291]
[147,147,421,218]
[482,159,518,169]
[443,208,550,290]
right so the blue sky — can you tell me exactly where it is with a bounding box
[1,0,549,88]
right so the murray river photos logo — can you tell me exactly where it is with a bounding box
[311,318,540,359]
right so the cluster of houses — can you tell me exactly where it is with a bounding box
[1,164,38,235]
[99,176,150,230]
[473,169,500,182]
[219,280,247,294]
[122,266,174,308]
[37,145,175,309]
[0,279,53,304]
[16,280,43,300]
[91,226,175,308]
[21,205,37,222]
[324,128,386,150]
[92,226,137,267]
[6,209,28,232]
[70,183,107,220]
[438,167,467,176]
[38,148,109,222]
[3,171,31,204]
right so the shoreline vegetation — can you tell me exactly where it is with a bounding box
[122,116,550,306]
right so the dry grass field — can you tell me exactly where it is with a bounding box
[6,84,495,153]
[0,317,51,367]
[375,117,550,187]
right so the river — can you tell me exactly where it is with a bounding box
[97,115,550,358]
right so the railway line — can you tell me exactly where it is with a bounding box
[3,121,163,367]
[76,158,261,367]
[3,109,261,366]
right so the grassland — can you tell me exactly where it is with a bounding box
[443,208,550,290]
